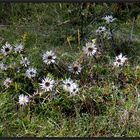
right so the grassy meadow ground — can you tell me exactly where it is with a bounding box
[0,3,140,137]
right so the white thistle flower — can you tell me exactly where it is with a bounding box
[96,26,106,34]
[83,42,97,56]
[69,82,79,96]
[113,53,128,67]
[68,63,82,74]
[19,94,29,106]
[42,50,56,65]
[3,78,12,88]
[63,78,74,92]
[63,78,79,95]
[39,77,55,92]
[1,42,12,56]
[102,15,116,23]
[0,63,8,70]
[14,44,24,53]
[26,68,37,79]
[20,56,30,67]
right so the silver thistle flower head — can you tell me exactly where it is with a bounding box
[20,56,30,67]
[0,63,8,71]
[68,63,82,74]
[63,78,79,95]
[14,43,24,53]
[19,94,29,106]
[42,50,56,65]
[39,77,55,92]
[113,53,128,67]
[83,42,97,57]
[3,78,12,88]
[26,67,37,79]
[1,42,12,56]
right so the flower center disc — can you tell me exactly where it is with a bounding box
[73,89,76,92]
[48,56,53,60]
[45,82,50,87]
[30,71,34,75]
[88,47,93,52]
[5,48,10,52]
[117,59,121,62]
[73,66,78,72]
[67,83,71,87]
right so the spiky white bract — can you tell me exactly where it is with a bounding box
[14,43,24,53]
[1,42,12,56]
[26,68,37,79]
[83,42,97,57]
[113,53,128,67]
[3,78,12,88]
[19,94,29,106]
[40,77,55,92]
[20,56,30,67]
[42,50,56,65]
[102,15,116,23]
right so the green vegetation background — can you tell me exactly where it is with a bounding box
[0,3,140,137]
